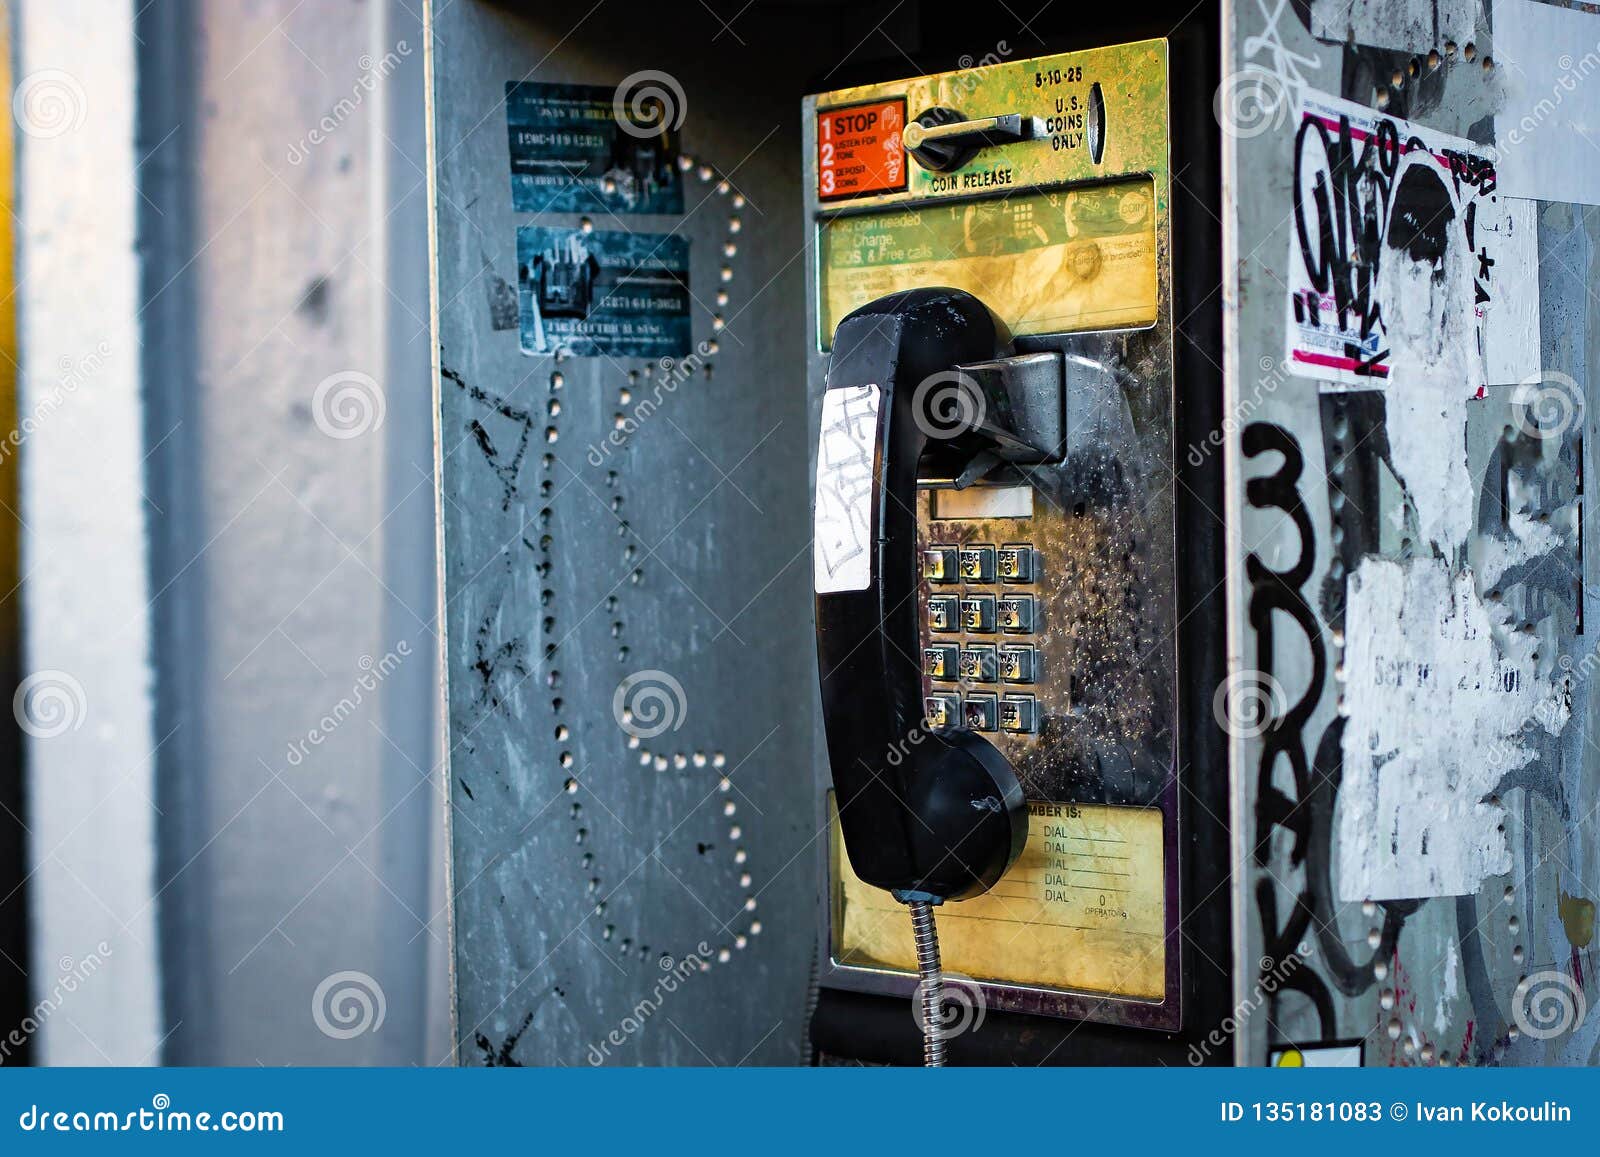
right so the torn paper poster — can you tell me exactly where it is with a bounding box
[1384,368,1476,552]
[1492,0,1600,205]
[1337,556,1569,902]
[1285,89,1513,392]
[1476,197,1541,386]
[1310,0,1480,55]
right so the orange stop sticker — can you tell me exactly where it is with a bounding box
[817,99,906,201]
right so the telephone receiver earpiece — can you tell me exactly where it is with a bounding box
[813,287,1028,902]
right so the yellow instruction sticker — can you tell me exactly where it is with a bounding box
[832,799,1166,999]
[819,181,1158,347]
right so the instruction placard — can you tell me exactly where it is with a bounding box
[819,181,1158,346]
[833,800,1166,1000]
[816,99,906,201]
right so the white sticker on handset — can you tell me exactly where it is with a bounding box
[813,384,881,594]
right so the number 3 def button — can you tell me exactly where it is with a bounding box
[816,99,906,200]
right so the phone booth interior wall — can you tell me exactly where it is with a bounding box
[428,1,831,1065]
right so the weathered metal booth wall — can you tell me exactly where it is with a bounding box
[427,3,831,1064]
[1225,0,1600,1065]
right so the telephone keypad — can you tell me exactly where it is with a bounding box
[960,594,996,633]
[924,694,960,730]
[923,546,958,583]
[958,644,997,684]
[998,594,1035,633]
[1000,694,1036,734]
[923,643,958,680]
[998,544,1033,583]
[959,545,996,583]
[922,538,1041,736]
[962,693,997,732]
[998,644,1036,684]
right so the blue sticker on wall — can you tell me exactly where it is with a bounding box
[518,227,691,358]
[506,81,684,215]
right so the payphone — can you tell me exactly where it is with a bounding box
[806,31,1226,1064]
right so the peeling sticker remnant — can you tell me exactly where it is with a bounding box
[1477,198,1541,386]
[1337,556,1569,902]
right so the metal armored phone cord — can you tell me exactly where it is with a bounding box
[906,900,946,1066]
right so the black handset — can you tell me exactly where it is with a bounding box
[812,288,1029,904]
